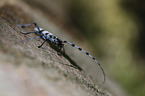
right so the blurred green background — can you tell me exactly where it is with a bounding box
[67,0,145,96]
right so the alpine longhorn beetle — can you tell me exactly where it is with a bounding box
[17,23,106,85]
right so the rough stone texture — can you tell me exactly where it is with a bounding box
[0,1,112,96]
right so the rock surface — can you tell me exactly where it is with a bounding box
[0,1,111,96]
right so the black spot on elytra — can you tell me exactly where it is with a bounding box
[53,36,56,39]
[45,33,49,35]
[49,35,52,38]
